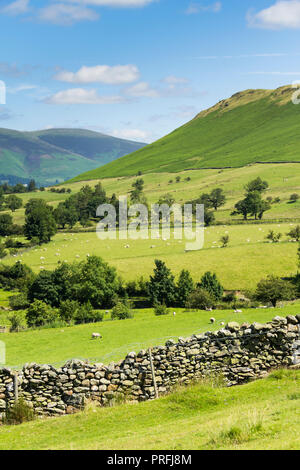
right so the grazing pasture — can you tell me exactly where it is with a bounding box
[0,369,299,450]
[2,304,300,368]
[5,163,300,226]
[4,222,298,290]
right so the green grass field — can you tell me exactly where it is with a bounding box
[2,304,300,368]
[4,222,299,290]
[6,162,300,227]
[0,369,298,450]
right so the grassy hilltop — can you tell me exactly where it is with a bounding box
[71,85,300,181]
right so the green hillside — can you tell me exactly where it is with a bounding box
[0,128,146,185]
[0,369,299,450]
[71,85,300,181]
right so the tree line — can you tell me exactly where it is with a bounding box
[2,249,300,331]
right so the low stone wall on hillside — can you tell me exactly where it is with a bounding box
[0,315,299,419]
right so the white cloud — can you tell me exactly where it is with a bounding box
[112,128,150,141]
[45,88,124,104]
[185,1,221,15]
[124,81,159,98]
[0,0,29,16]
[163,75,188,85]
[124,79,196,99]
[7,84,38,93]
[61,0,155,7]
[248,0,300,29]
[246,71,300,75]
[38,3,99,25]
[1,0,156,25]
[55,64,139,84]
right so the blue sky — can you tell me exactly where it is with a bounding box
[1,0,300,142]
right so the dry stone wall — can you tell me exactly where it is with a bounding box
[0,315,299,419]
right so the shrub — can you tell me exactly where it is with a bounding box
[0,261,34,291]
[266,230,282,243]
[8,312,25,332]
[111,301,133,320]
[186,288,216,310]
[154,303,169,316]
[4,238,23,249]
[74,302,103,325]
[29,237,40,247]
[220,235,229,248]
[59,299,80,325]
[290,193,299,203]
[5,398,35,425]
[26,300,58,328]
[9,293,29,310]
[287,225,300,242]
[223,292,237,303]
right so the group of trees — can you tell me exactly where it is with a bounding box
[53,183,110,229]
[0,179,36,195]
[188,188,227,227]
[148,259,224,309]
[0,198,58,251]
[28,255,121,309]
[0,256,122,329]
[49,187,72,194]
[232,178,271,220]
[2,248,300,330]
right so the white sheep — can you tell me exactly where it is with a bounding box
[92,333,102,340]
[210,317,216,324]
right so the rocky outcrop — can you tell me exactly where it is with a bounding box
[0,315,299,419]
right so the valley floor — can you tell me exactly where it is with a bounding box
[0,369,299,450]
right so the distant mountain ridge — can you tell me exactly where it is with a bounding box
[70,85,300,181]
[0,128,146,185]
